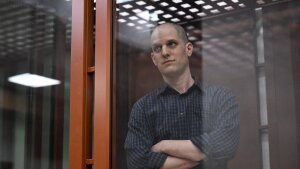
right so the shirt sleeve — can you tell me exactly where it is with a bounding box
[125,102,168,169]
[190,87,240,162]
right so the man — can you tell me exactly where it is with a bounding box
[125,23,239,169]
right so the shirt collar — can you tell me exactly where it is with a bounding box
[157,76,203,95]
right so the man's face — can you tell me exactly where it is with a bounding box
[150,24,193,78]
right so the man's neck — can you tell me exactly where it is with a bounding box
[163,73,194,94]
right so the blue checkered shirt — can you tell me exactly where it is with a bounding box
[125,80,240,169]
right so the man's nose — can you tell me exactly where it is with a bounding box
[161,45,169,58]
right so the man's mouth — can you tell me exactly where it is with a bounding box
[163,60,175,65]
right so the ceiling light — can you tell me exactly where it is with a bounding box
[160,2,169,6]
[169,6,177,11]
[136,1,146,5]
[197,12,206,16]
[118,19,127,22]
[123,4,133,8]
[163,14,172,18]
[181,3,191,8]
[185,15,193,19]
[257,0,265,4]
[195,0,205,5]
[217,2,227,6]
[154,10,164,14]
[129,16,138,20]
[159,21,166,24]
[172,0,182,3]
[132,9,142,13]
[171,18,180,22]
[232,0,239,3]
[116,0,133,4]
[189,8,199,13]
[211,9,220,13]
[145,5,155,10]
[119,12,130,16]
[177,11,185,15]
[239,3,246,7]
[203,5,213,9]
[127,23,135,26]
[8,73,60,88]
[136,26,142,29]
[225,6,234,10]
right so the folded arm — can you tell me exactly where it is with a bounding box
[152,140,206,162]
[152,87,240,166]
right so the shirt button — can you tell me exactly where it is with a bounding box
[180,112,184,115]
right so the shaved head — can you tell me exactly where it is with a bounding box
[151,23,189,43]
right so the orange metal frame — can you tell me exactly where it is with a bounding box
[94,0,111,168]
[69,0,111,169]
[69,0,87,168]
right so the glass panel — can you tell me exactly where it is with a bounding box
[112,0,300,169]
[0,0,71,169]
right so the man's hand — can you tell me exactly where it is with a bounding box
[160,156,199,169]
[151,140,206,162]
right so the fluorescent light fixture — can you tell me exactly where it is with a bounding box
[181,3,191,8]
[225,6,234,10]
[169,6,177,11]
[127,22,135,26]
[189,8,199,13]
[145,5,155,10]
[136,1,146,5]
[197,12,207,17]
[211,9,220,14]
[185,15,194,19]
[138,20,147,24]
[118,18,127,22]
[163,14,172,18]
[203,5,213,9]
[123,4,133,9]
[195,0,205,5]
[239,3,246,7]
[129,16,138,20]
[8,73,60,88]
[217,2,227,6]
[116,0,133,4]
[160,2,169,7]
[119,12,130,16]
[132,9,142,13]
[172,0,182,3]
[177,11,185,15]
[171,18,180,22]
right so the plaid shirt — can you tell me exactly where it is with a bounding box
[125,80,240,169]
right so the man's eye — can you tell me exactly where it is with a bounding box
[152,46,162,53]
[167,41,177,48]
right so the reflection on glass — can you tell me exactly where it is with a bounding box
[0,0,71,169]
[113,0,300,169]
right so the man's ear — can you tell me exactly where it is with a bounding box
[186,42,193,57]
[151,53,158,66]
